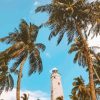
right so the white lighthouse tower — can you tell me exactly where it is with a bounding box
[51,68,64,100]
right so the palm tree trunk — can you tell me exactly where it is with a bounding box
[16,59,25,100]
[75,22,96,100]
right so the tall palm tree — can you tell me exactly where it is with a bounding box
[69,38,100,100]
[36,1,100,99]
[0,19,46,100]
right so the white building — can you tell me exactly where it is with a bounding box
[51,68,64,100]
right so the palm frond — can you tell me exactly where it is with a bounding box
[48,25,61,40]
[0,70,14,95]
[36,55,43,74]
[57,29,65,45]
[0,36,9,42]
[0,34,17,44]
[67,30,76,44]
[28,51,37,76]
[68,44,78,54]
[73,51,80,63]
[0,42,25,63]
[35,43,46,51]
[8,74,14,90]
[19,19,29,43]
[10,50,28,73]
[29,23,39,42]
[29,49,43,76]
[0,81,5,94]
[35,4,53,13]
[5,74,14,91]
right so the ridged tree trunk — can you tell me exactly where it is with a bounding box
[75,22,96,100]
[16,59,25,100]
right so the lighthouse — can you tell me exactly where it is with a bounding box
[51,68,64,100]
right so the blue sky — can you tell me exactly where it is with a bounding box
[0,0,99,100]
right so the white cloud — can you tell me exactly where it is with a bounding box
[88,36,100,53]
[88,36,100,47]
[89,0,96,2]
[33,1,40,6]
[0,88,50,100]
[45,52,51,58]
[85,24,100,53]
[29,0,41,21]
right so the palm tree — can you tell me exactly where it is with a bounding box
[69,39,100,99]
[0,19,46,100]
[37,99,40,100]
[71,76,100,100]
[68,37,100,83]
[71,76,91,100]
[36,1,99,99]
[21,93,29,100]
[56,96,63,100]
[68,37,87,68]
[69,91,78,100]
[0,61,14,94]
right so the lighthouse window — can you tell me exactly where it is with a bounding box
[51,90,53,93]
[58,82,60,85]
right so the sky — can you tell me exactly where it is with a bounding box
[0,0,100,100]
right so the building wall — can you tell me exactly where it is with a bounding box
[51,70,64,100]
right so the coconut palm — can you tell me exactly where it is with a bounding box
[0,19,46,100]
[71,76,91,100]
[71,76,100,100]
[56,96,63,100]
[0,61,14,94]
[69,38,100,100]
[69,91,78,100]
[68,38,100,83]
[68,37,87,68]
[37,99,40,100]
[21,93,29,100]
[36,1,100,99]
